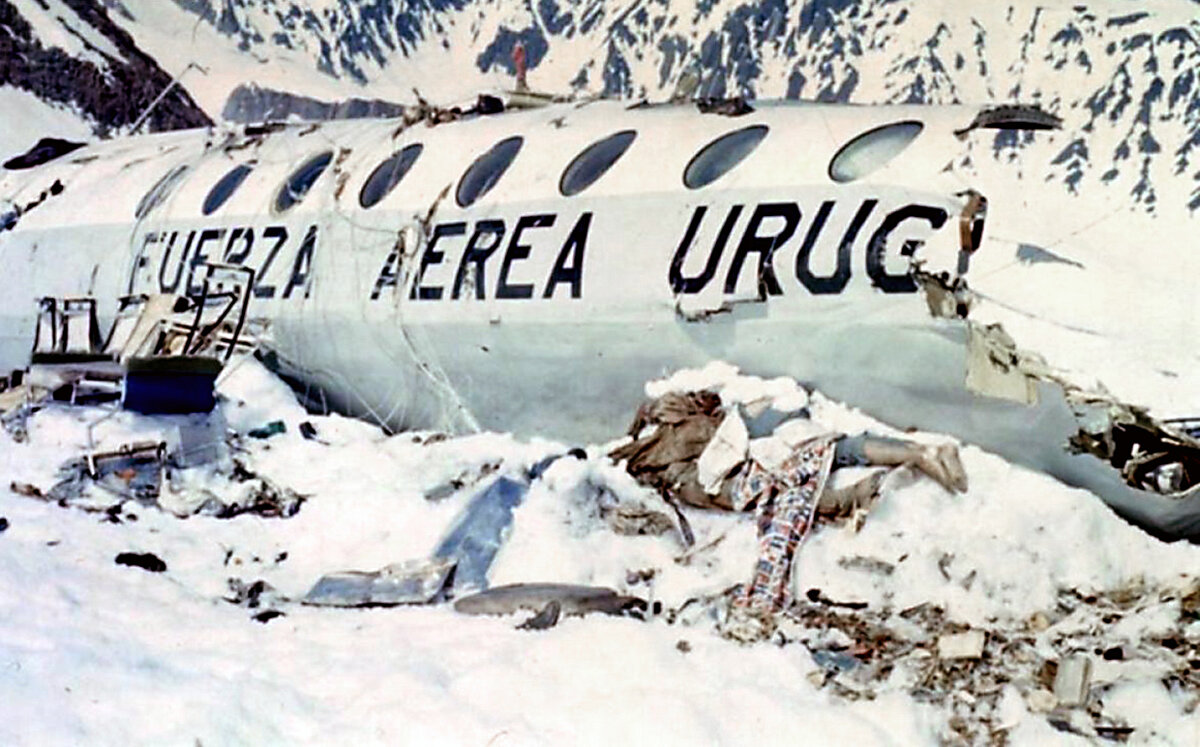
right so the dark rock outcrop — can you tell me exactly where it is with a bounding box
[221,83,405,123]
[0,0,210,136]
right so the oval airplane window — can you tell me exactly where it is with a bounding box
[683,125,768,190]
[829,121,924,183]
[135,164,189,219]
[276,151,334,213]
[203,163,254,216]
[456,136,523,208]
[559,130,637,197]
[359,144,423,209]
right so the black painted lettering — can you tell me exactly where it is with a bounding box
[866,205,948,294]
[187,228,226,295]
[283,226,318,299]
[796,200,873,295]
[410,222,466,301]
[669,205,742,294]
[128,232,160,293]
[452,220,505,300]
[224,227,254,265]
[544,212,591,299]
[497,214,554,300]
[139,231,160,259]
[253,226,289,298]
[724,202,796,296]
[371,246,401,301]
[158,230,196,293]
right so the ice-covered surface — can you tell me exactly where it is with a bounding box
[2,358,1199,745]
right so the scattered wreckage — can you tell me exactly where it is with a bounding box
[3,351,1197,741]
[1,281,303,523]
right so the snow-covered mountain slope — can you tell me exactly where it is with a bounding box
[107,0,1200,213]
[0,85,93,160]
[0,0,209,155]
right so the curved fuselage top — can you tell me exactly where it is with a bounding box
[0,98,980,438]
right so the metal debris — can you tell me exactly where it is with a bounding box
[516,600,562,631]
[1052,654,1092,708]
[454,583,648,620]
[303,558,455,608]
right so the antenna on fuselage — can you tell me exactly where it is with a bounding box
[129,62,208,136]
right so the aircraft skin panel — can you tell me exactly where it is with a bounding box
[7,98,1194,540]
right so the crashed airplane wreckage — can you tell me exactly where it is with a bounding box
[0,93,1198,540]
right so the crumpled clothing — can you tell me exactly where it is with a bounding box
[723,435,837,639]
[609,391,728,509]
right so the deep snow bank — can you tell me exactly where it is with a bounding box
[0,358,1197,745]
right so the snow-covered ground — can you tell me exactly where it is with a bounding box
[2,358,1198,745]
[0,87,93,164]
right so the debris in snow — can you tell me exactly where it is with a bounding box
[0,382,47,442]
[6,357,1200,741]
[0,517,8,533]
[297,421,325,443]
[23,437,304,521]
[584,476,678,538]
[1053,653,1093,707]
[194,464,306,519]
[516,600,561,631]
[453,583,648,620]
[303,558,454,607]
[423,460,501,502]
[432,475,531,594]
[610,388,969,643]
[9,481,42,499]
[937,629,987,660]
[247,420,286,439]
[224,578,285,609]
[114,552,166,573]
[224,578,289,622]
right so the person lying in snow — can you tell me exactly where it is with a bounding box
[609,390,967,642]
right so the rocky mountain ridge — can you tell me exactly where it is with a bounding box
[127,0,1200,212]
[0,0,209,139]
[3,1,1197,212]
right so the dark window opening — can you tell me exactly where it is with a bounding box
[456,136,523,208]
[359,144,423,209]
[203,163,254,216]
[683,125,768,190]
[135,164,189,219]
[276,151,333,213]
[559,130,637,197]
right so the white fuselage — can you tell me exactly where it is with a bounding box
[4,99,1197,539]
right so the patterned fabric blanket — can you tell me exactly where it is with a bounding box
[723,435,837,642]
